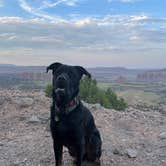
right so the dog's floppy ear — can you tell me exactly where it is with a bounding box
[46,62,62,73]
[75,66,91,79]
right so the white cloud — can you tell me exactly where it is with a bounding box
[0,17,25,23]
[0,14,165,46]
[131,15,149,21]
[161,24,166,29]
[17,0,66,22]
[0,14,166,67]
[0,33,18,41]
[0,33,15,37]
[74,18,95,27]
[18,0,33,12]
[0,16,53,24]
[17,0,80,21]
[129,35,140,41]
[40,0,79,9]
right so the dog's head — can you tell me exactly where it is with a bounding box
[47,62,91,106]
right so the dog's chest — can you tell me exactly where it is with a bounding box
[54,120,71,135]
[51,117,81,144]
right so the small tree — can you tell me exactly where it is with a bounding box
[79,77,98,103]
[79,77,127,110]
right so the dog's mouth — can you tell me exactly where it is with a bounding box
[54,87,66,102]
[54,88,65,93]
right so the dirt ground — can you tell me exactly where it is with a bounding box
[0,90,166,166]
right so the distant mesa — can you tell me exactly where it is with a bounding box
[0,64,16,67]
[115,76,128,83]
[20,72,51,81]
[160,68,166,72]
[137,69,166,82]
[0,64,166,83]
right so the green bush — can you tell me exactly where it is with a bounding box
[79,77,127,110]
[45,84,53,97]
[45,76,127,110]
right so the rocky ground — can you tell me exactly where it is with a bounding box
[0,90,166,166]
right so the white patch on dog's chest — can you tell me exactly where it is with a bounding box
[54,115,59,122]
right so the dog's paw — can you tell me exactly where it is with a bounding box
[70,161,76,166]
[95,158,101,165]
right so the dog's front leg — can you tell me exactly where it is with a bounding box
[75,139,85,166]
[53,140,63,166]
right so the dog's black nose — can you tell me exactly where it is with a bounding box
[57,75,66,81]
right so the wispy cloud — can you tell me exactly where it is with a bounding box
[131,15,149,21]
[40,0,80,9]
[131,15,166,23]
[17,0,81,21]
[17,0,65,21]
[0,16,26,23]
[16,0,150,23]
[18,0,32,12]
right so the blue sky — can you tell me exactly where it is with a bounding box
[0,0,166,68]
[1,0,165,18]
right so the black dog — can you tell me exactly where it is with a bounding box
[47,62,102,166]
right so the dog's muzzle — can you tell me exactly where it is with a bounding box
[54,88,65,94]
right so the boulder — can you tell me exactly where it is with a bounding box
[0,141,3,146]
[159,108,166,115]
[92,103,102,110]
[126,148,138,158]
[113,147,124,156]
[159,132,166,139]
[0,97,5,105]
[28,115,40,123]
[14,97,34,107]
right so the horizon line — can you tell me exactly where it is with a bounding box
[0,63,165,70]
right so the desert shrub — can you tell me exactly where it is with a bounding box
[45,84,53,97]
[45,76,127,110]
[80,77,127,110]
